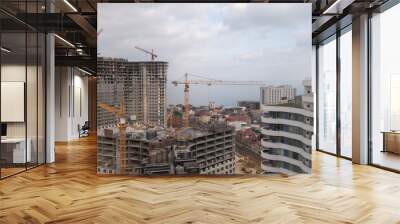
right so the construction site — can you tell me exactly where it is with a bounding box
[97,122,235,175]
[96,47,270,175]
[96,47,239,175]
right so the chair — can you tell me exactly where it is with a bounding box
[79,121,90,138]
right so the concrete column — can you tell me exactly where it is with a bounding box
[88,77,97,132]
[45,0,55,163]
[352,14,369,164]
[46,33,55,163]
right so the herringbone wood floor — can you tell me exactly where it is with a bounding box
[1,136,400,224]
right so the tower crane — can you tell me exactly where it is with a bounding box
[134,46,158,61]
[172,73,267,128]
[98,97,127,174]
[97,28,103,37]
[97,28,103,56]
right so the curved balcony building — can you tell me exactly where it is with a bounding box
[260,79,313,175]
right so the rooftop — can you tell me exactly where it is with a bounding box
[176,128,210,140]
[273,96,304,109]
[98,57,168,64]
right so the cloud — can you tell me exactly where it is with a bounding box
[98,3,311,106]
[235,52,263,61]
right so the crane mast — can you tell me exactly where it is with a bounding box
[98,97,126,174]
[183,73,190,128]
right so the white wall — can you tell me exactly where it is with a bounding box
[55,67,89,141]
[1,65,34,138]
[1,63,46,164]
[71,73,89,138]
[55,67,68,141]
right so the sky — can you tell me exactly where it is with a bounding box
[98,3,311,106]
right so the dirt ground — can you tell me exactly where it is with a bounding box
[235,154,263,174]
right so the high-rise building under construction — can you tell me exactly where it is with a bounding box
[97,57,168,128]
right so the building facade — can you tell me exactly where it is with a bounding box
[175,125,236,175]
[260,80,313,175]
[97,57,168,128]
[260,85,296,106]
[97,124,235,175]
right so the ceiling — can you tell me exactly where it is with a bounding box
[0,0,393,74]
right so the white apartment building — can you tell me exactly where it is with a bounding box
[260,85,296,106]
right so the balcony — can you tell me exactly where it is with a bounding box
[260,163,297,175]
[261,129,312,145]
[261,159,310,174]
[261,140,311,159]
[261,153,311,171]
[302,95,313,103]
[260,104,313,117]
[261,117,313,132]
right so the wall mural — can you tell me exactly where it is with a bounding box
[97,3,313,176]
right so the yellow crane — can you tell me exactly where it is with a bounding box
[134,46,158,61]
[172,73,266,128]
[98,97,127,174]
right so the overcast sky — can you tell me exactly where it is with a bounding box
[98,3,311,106]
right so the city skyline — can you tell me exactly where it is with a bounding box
[98,3,311,106]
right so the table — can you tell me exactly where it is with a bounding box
[1,138,31,164]
[382,131,400,154]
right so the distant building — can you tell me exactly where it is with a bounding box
[225,114,250,123]
[223,106,246,115]
[238,101,260,110]
[97,57,168,128]
[236,128,260,143]
[208,101,217,110]
[248,109,262,124]
[227,121,249,131]
[260,85,296,106]
[260,79,313,175]
[168,111,183,128]
[199,115,211,123]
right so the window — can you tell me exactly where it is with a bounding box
[370,4,400,171]
[0,2,46,179]
[339,27,352,158]
[318,35,337,154]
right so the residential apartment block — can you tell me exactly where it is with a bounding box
[260,80,313,174]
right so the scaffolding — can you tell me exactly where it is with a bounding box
[97,57,168,128]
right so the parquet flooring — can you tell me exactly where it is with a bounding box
[1,135,400,223]
[0,167,26,178]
